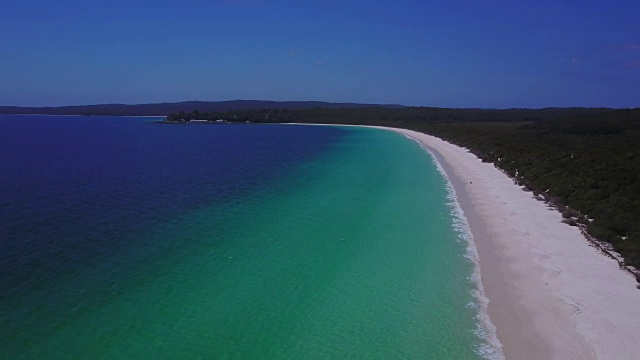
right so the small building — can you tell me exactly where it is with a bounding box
[216,119,226,123]
[191,119,208,124]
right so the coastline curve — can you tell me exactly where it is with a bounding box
[399,131,505,360]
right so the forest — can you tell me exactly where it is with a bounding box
[164,107,640,271]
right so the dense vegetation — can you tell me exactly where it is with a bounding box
[419,114,640,270]
[164,106,613,124]
[166,107,640,271]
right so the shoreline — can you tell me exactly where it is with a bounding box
[425,138,505,359]
[291,123,640,359]
[385,127,640,359]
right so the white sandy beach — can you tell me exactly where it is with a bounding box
[381,127,640,359]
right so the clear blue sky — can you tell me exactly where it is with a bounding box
[1,0,638,108]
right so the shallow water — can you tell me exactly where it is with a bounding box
[1,116,490,358]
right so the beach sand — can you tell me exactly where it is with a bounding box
[385,127,640,359]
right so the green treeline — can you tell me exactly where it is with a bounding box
[419,114,640,269]
[165,107,614,124]
[165,107,640,268]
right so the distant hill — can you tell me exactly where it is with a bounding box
[0,100,405,116]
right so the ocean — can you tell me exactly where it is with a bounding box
[0,115,499,359]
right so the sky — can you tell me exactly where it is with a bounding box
[1,0,638,108]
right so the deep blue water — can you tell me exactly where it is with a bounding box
[0,116,343,300]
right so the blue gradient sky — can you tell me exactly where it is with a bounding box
[1,0,638,108]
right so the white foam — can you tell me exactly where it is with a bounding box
[297,123,640,358]
[389,127,640,359]
[405,134,505,360]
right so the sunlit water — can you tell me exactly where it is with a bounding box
[1,116,496,359]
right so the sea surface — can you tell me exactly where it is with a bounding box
[1,115,499,359]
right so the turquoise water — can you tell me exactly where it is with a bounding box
[1,117,497,358]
